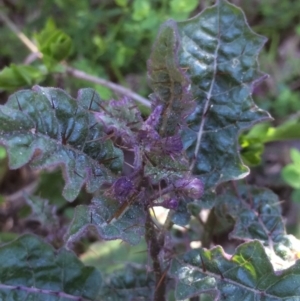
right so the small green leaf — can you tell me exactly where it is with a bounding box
[132,0,151,21]
[171,241,300,300]
[264,119,300,142]
[114,0,128,7]
[282,149,300,189]
[282,165,300,189]
[0,146,6,160]
[0,234,101,300]
[24,194,59,227]
[290,148,300,164]
[170,0,198,14]
[0,64,45,91]
[66,196,146,245]
[35,19,72,66]
[239,122,270,166]
[81,239,147,274]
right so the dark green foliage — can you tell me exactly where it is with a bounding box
[0,235,101,300]
[0,86,122,201]
[171,241,300,300]
[0,1,299,300]
[177,0,271,201]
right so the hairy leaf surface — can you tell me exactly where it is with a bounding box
[215,185,300,267]
[216,186,283,241]
[66,196,146,245]
[25,194,59,227]
[93,96,143,146]
[98,265,155,301]
[176,0,271,205]
[0,86,123,201]
[0,235,101,301]
[171,241,300,300]
[148,20,195,137]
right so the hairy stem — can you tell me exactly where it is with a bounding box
[145,210,166,301]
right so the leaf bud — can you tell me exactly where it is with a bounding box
[112,176,134,203]
[175,177,204,199]
[162,198,179,210]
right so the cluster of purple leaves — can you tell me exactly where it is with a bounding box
[94,96,203,211]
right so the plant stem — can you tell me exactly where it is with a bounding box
[201,208,216,248]
[145,210,166,301]
[64,66,151,107]
[0,11,41,57]
[0,11,151,108]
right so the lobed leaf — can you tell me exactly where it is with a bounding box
[175,0,271,205]
[25,194,59,227]
[65,196,146,245]
[0,86,123,201]
[215,185,285,244]
[171,240,300,300]
[98,264,155,301]
[214,185,300,268]
[0,234,101,301]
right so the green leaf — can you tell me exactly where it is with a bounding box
[114,0,128,7]
[264,119,300,142]
[24,194,59,227]
[0,64,45,91]
[170,0,198,14]
[65,196,146,245]
[176,0,271,205]
[171,241,300,300]
[239,122,270,166]
[0,234,101,300]
[290,148,300,164]
[35,19,72,66]
[0,146,6,160]
[215,185,285,243]
[0,86,123,201]
[171,198,193,226]
[282,165,300,189]
[215,185,300,266]
[81,239,147,274]
[132,0,151,21]
[282,148,300,189]
[148,20,195,137]
[98,264,155,301]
